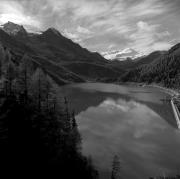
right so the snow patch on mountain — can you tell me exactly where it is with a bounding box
[101,48,141,61]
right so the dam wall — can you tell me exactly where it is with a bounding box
[171,99,180,129]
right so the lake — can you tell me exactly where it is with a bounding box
[60,83,180,179]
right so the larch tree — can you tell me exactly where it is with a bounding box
[2,50,17,96]
[30,68,56,112]
[111,155,121,179]
[0,44,5,78]
[30,68,45,111]
[17,54,33,103]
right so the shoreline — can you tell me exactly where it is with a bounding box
[120,82,180,129]
[66,81,180,129]
[118,82,180,97]
[144,84,180,97]
[80,81,180,97]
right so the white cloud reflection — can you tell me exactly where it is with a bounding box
[76,97,180,178]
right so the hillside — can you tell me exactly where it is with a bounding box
[1,22,179,87]
[120,43,180,89]
[108,51,165,71]
[0,45,98,178]
[63,61,123,81]
[0,43,84,85]
[0,22,122,83]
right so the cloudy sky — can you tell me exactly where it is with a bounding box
[0,0,180,58]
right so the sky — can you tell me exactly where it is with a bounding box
[0,0,180,59]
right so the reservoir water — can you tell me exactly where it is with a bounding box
[60,83,180,179]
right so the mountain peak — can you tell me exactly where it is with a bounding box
[169,43,180,54]
[2,21,27,36]
[44,27,61,36]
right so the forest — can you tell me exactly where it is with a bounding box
[0,45,98,178]
[120,53,180,89]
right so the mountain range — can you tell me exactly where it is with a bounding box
[102,48,140,61]
[0,21,121,84]
[0,21,179,87]
[120,43,180,88]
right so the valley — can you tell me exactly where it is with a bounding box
[0,21,180,179]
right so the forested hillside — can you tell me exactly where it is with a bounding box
[109,51,164,71]
[120,44,180,89]
[1,22,179,86]
[0,44,98,178]
[0,22,122,82]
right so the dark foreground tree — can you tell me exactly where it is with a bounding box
[111,155,121,179]
[0,50,98,179]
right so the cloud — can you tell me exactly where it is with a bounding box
[100,98,138,113]
[62,30,82,42]
[73,1,109,18]
[0,0,179,55]
[126,0,168,17]
[0,0,41,31]
[77,26,92,34]
[127,21,172,55]
[151,42,172,51]
[108,44,116,50]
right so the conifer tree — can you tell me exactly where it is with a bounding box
[0,44,5,78]
[111,155,121,179]
[3,51,16,96]
[30,68,45,110]
[17,54,33,103]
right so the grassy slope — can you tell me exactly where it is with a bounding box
[63,62,123,81]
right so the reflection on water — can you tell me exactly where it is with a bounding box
[60,83,180,179]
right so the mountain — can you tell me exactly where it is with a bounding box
[0,28,33,54]
[120,43,180,88]
[2,21,27,36]
[2,21,28,41]
[0,22,122,83]
[131,51,166,67]
[62,61,123,81]
[107,50,165,71]
[168,43,180,55]
[1,22,179,86]
[37,28,107,63]
[0,43,85,85]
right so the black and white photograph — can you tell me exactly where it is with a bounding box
[0,0,180,178]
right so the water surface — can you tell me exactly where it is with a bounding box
[60,83,180,179]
